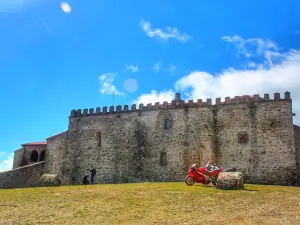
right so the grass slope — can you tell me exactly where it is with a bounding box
[0,183,300,225]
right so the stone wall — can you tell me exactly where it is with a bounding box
[62,91,296,185]
[294,125,300,185]
[44,131,68,182]
[13,148,24,169]
[63,105,216,184]
[4,91,296,188]
[217,100,297,185]
[0,162,44,189]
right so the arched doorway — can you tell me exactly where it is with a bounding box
[30,150,39,162]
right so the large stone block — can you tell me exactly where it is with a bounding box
[216,172,244,190]
[38,174,61,187]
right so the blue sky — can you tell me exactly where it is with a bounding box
[1,0,300,171]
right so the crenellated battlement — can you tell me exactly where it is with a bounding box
[69,91,291,118]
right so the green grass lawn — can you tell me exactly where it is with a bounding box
[0,182,300,225]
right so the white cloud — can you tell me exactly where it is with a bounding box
[222,35,281,69]
[174,51,300,102]
[246,61,259,69]
[152,62,175,74]
[133,90,175,105]
[134,36,300,125]
[153,61,162,72]
[140,20,191,43]
[125,64,139,73]
[99,73,125,95]
[221,35,278,54]
[0,152,13,172]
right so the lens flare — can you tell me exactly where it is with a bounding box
[124,78,138,93]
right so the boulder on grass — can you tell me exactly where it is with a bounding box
[38,174,61,187]
[216,172,244,190]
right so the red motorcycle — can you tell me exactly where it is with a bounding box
[185,164,237,186]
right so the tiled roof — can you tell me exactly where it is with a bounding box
[22,141,47,146]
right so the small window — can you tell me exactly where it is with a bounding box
[30,150,39,162]
[96,132,101,147]
[164,119,170,129]
[157,111,172,130]
[160,152,167,166]
[238,132,249,144]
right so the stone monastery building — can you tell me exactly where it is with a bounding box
[1,92,300,188]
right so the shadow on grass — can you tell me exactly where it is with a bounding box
[193,184,260,191]
[197,185,212,188]
[242,188,259,192]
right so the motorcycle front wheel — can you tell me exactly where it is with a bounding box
[185,176,195,186]
[212,181,217,188]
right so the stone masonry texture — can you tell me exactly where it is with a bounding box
[0,162,44,188]
[44,131,68,179]
[13,148,24,169]
[294,125,300,185]
[1,91,300,188]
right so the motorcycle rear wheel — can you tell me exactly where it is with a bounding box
[185,177,195,186]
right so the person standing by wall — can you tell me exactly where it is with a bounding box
[90,166,96,184]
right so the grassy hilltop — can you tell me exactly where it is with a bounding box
[1,182,300,225]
